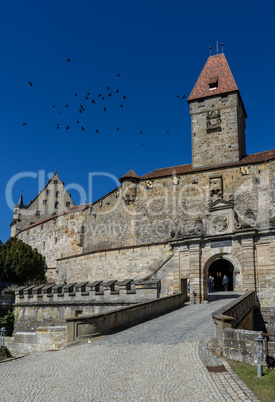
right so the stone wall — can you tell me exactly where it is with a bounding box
[56,243,178,295]
[190,93,246,168]
[17,209,86,272]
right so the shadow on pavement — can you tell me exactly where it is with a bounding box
[208,292,242,303]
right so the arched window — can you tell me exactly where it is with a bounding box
[56,191,60,198]
[55,202,59,209]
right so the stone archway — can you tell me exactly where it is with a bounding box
[203,253,242,299]
[208,258,234,291]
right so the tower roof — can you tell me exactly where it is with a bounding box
[187,53,239,102]
[119,169,140,183]
[15,191,25,208]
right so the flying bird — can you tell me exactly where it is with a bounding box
[22,123,27,125]
[82,126,84,131]
[57,126,60,129]
[79,108,82,113]
[116,128,119,131]
[98,94,102,97]
[142,143,145,146]
[92,99,95,104]
[140,131,142,134]
[104,107,107,111]
[107,86,110,90]
[86,96,89,100]
[108,93,111,97]
[66,126,69,130]
[67,58,71,62]
[77,120,79,123]
[116,89,119,93]
[52,106,55,108]
[116,73,120,77]
[182,94,185,99]
[80,105,85,110]
[96,129,99,133]
[28,81,32,86]
[102,96,105,100]
[65,104,69,108]
[123,95,126,99]
[75,94,77,97]
[120,104,123,108]
[87,92,90,96]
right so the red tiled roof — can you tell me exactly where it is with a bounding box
[119,169,140,183]
[140,149,275,180]
[187,53,239,102]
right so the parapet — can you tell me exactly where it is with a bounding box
[15,279,161,304]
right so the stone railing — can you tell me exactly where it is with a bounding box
[212,290,256,346]
[66,292,186,344]
[15,279,161,304]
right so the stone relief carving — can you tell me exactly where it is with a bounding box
[206,109,221,133]
[234,209,256,230]
[209,176,223,201]
[195,218,204,234]
[212,215,228,233]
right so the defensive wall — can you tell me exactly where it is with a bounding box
[211,290,275,365]
[7,283,187,355]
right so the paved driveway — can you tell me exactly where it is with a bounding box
[1,293,259,401]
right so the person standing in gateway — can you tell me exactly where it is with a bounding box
[222,274,229,291]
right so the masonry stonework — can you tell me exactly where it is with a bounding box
[12,52,275,314]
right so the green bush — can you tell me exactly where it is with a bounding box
[0,346,12,361]
[0,309,15,336]
[0,237,47,285]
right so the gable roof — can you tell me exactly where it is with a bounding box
[187,53,239,102]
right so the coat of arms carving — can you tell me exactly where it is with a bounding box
[206,109,221,133]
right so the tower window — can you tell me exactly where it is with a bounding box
[208,77,218,90]
[43,200,47,205]
[46,190,50,195]
[54,180,58,184]
[66,202,71,207]
[36,211,41,217]
[56,191,60,198]
[55,202,59,209]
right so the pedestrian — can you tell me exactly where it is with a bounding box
[222,274,228,291]
[211,276,215,292]
[208,275,212,293]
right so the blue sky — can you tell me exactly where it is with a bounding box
[1,0,275,242]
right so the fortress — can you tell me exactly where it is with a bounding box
[11,52,275,311]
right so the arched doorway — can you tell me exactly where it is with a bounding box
[208,258,234,291]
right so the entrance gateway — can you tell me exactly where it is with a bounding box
[208,258,234,291]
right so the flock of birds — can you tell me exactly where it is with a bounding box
[22,58,186,145]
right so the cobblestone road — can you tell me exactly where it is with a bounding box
[1,293,259,401]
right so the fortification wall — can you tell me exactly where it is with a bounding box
[56,243,178,295]
[83,161,273,253]
[17,210,85,272]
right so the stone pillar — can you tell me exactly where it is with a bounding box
[240,233,256,292]
[189,240,202,304]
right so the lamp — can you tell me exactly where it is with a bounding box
[256,334,264,377]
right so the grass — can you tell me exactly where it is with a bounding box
[228,360,275,402]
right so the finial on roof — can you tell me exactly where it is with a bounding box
[216,41,219,54]
[221,43,224,53]
[209,46,212,56]
[84,195,86,204]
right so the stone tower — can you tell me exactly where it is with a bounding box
[187,53,247,168]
